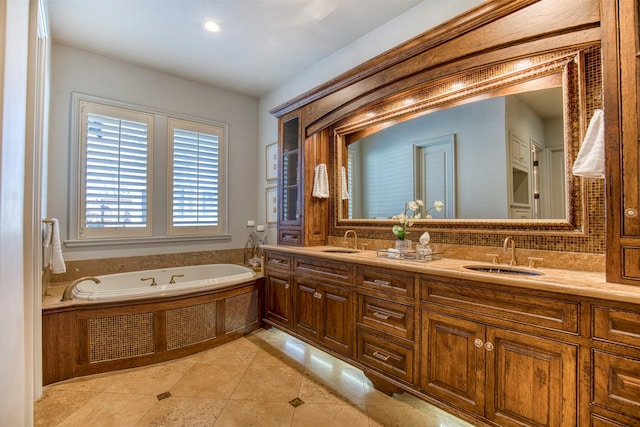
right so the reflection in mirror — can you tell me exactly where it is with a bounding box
[342,84,565,220]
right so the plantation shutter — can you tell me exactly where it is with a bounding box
[169,118,225,234]
[79,101,153,238]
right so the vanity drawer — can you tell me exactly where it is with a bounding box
[278,228,301,245]
[592,350,640,418]
[357,267,415,298]
[593,306,640,347]
[356,330,414,384]
[421,277,579,334]
[357,294,414,341]
[295,256,354,285]
[264,252,292,272]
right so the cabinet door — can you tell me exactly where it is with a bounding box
[319,282,353,356]
[264,271,292,327]
[420,310,485,414]
[485,328,577,427]
[293,278,320,341]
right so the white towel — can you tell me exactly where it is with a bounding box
[573,109,605,178]
[341,166,349,200]
[49,218,66,274]
[312,163,329,198]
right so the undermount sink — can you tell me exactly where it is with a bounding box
[322,248,359,254]
[463,264,543,276]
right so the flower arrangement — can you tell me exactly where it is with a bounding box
[392,200,444,240]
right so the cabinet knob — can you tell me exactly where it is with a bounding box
[284,283,290,289]
[625,208,638,217]
[313,292,322,299]
[474,338,484,348]
[484,342,494,351]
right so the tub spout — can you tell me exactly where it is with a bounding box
[61,277,100,301]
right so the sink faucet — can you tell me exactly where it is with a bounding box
[503,237,517,266]
[344,229,358,250]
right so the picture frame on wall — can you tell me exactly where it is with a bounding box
[266,186,277,224]
[266,142,278,181]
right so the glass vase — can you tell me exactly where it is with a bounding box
[395,239,412,253]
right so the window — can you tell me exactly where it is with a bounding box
[78,100,153,239]
[168,118,225,235]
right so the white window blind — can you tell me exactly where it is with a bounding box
[79,101,153,238]
[168,118,225,235]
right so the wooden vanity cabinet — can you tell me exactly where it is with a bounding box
[590,302,640,425]
[264,252,293,328]
[292,256,355,357]
[355,266,417,386]
[603,0,640,284]
[420,276,580,427]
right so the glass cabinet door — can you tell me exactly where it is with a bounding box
[281,116,300,224]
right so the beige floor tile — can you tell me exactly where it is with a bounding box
[299,369,365,406]
[170,363,248,399]
[34,389,99,427]
[134,396,227,426]
[230,364,303,402]
[195,337,261,365]
[291,403,370,427]
[104,357,196,395]
[213,400,294,427]
[46,371,117,393]
[56,392,158,427]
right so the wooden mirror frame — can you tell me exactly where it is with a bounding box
[331,47,594,236]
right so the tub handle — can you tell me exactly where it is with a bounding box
[141,277,157,286]
[169,274,184,284]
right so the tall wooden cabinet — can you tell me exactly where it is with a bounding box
[276,113,329,246]
[604,0,640,284]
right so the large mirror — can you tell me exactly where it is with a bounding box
[335,50,584,230]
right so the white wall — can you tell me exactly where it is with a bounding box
[257,0,486,242]
[0,0,31,424]
[48,43,259,261]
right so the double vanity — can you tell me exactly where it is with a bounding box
[262,245,640,426]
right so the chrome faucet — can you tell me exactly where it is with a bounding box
[61,276,100,301]
[503,237,517,266]
[344,229,358,250]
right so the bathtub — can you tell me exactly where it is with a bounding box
[71,263,257,301]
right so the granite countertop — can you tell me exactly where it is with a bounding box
[261,244,640,305]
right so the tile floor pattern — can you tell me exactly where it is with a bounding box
[35,328,473,427]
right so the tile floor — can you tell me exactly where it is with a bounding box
[35,328,472,426]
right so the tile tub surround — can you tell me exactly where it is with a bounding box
[49,249,245,284]
[34,328,472,427]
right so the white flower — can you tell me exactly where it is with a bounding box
[433,200,444,212]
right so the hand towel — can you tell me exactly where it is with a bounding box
[50,218,66,274]
[312,163,329,198]
[572,109,605,178]
[341,166,349,200]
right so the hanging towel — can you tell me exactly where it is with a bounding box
[312,163,330,198]
[341,166,349,200]
[49,218,66,274]
[573,109,605,178]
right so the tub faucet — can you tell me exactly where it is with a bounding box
[344,229,358,250]
[61,276,100,301]
[503,237,517,266]
[141,277,157,286]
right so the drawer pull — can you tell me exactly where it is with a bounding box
[373,311,389,320]
[313,291,322,299]
[474,338,484,348]
[484,342,494,351]
[373,351,390,361]
[284,283,290,289]
[373,279,391,287]
[269,259,282,264]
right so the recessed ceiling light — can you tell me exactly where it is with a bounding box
[203,21,222,33]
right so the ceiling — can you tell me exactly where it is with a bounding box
[47,0,424,98]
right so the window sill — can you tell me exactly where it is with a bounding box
[65,234,232,247]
